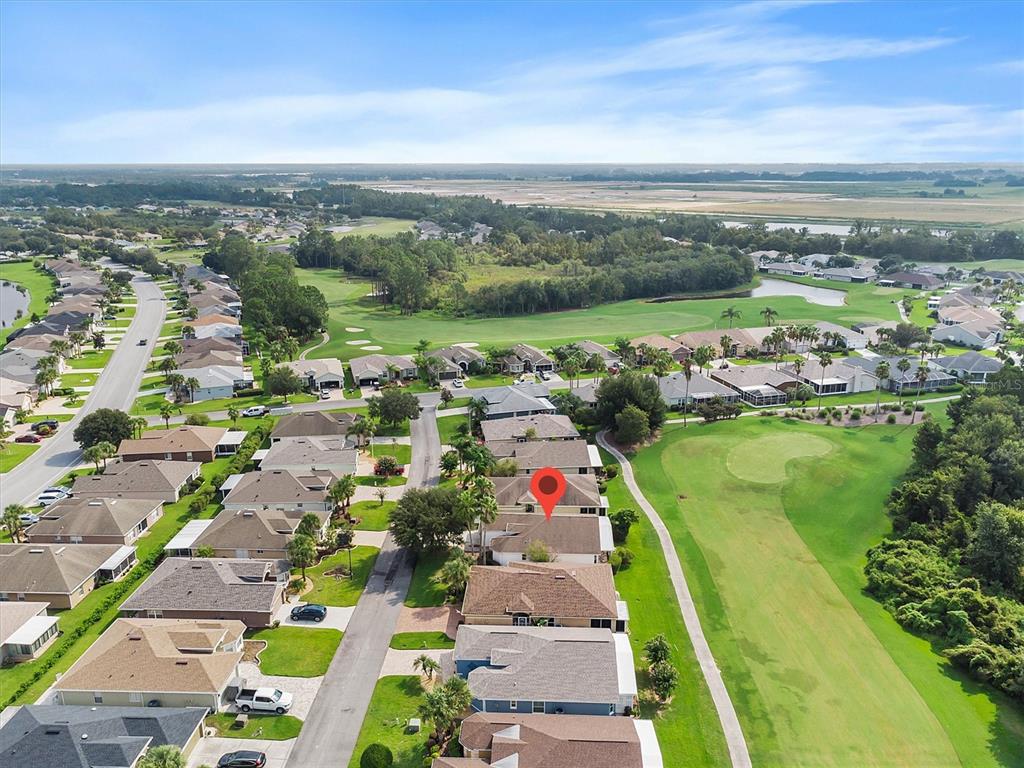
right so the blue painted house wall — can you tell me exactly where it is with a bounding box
[470,698,614,715]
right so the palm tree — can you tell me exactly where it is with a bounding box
[281,336,299,361]
[911,364,929,423]
[650,349,674,382]
[681,359,693,426]
[816,351,833,414]
[185,377,201,403]
[49,339,70,360]
[760,306,779,326]
[719,334,733,361]
[83,441,116,471]
[227,407,240,427]
[69,330,86,357]
[896,358,911,403]
[329,475,357,511]
[721,306,742,328]
[163,339,182,358]
[413,654,441,683]
[467,397,489,429]
[159,401,175,429]
[130,417,147,439]
[34,367,58,399]
[3,504,27,542]
[874,361,890,422]
[692,345,715,376]
[166,373,185,401]
[158,357,176,380]
[433,549,474,598]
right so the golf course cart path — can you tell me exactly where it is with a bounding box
[299,330,330,360]
[0,268,167,507]
[597,430,752,768]
[286,406,441,768]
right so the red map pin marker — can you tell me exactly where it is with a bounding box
[530,467,567,520]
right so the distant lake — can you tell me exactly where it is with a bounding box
[0,280,30,328]
[723,220,851,236]
[750,278,846,306]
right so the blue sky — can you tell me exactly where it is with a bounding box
[2,0,1022,163]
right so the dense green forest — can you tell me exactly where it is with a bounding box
[865,369,1024,701]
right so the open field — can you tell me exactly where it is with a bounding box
[331,216,417,238]
[0,261,55,347]
[630,417,1024,767]
[298,268,911,360]
[368,179,1024,228]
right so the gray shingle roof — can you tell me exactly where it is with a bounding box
[480,415,579,443]
[120,558,282,614]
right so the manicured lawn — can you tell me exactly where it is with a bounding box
[205,713,303,740]
[0,442,40,473]
[599,449,731,767]
[60,371,98,388]
[372,442,411,464]
[158,320,183,337]
[349,499,395,530]
[66,349,113,369]
[131,391,315,415]
[436,414,470,446]
[355,475,406,487]
[299,546,379,607]
[404,550,448,607]
[248,626,343,677]
[389,632,454,650]
[297,269,912,360]
[347,676,426,768]
[631,417,1024,767]
[0,261,55,347]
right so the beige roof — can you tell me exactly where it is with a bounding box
[0,543,132,594]
[175,349,242,369]
[487,514,604,556]
[456,712,646,768]
[118,425,228,457]
[271,411,360,440]
[260,437,357,471]
[280,358,345,379]
[222,470,333,506]
[491,474,602,509]
[0,601,50,644]
[71,459,200,497]
[56,618,244,694]
[190,313,239,327]
[480,414,579,443]
[630,334,685,353]
[192,507,324,552]
[27,497,162,539]
[674,328,759,352]
[488,439,595,470]
[462,562,617,620]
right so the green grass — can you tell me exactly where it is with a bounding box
[388,632,455,650]
[347,676,426,768]
[158,320,183,337]
[463,373,519,388]
[131,391,315,415]
[60,371,98,388]
[599,448,731,767]
[0,261,56,347]
[297,269,913,361]
[404,551,448,607]
[0,442,40,473]
[205,713,303,740]
[298,546,379,606]
[910,297,936,327]
[66,349,113,369]
[372,442,411,464]
[436,414,470,446]
[349,499,395,531]
[247,626,342,677]
[355,475,407,487]
[630,417,1024,767]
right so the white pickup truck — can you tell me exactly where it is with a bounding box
[235,687,293,714]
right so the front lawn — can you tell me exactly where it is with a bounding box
[60,371,98,388]
[436,414,470,446]
[389,632,454,650]
[349,500,395,530]
[371,443,411,464]
[298,546,379,607]
[248,626,342,677]
[355,475,406,487]
[0,442,40,474]
[404,551,448,608]
[205,713,303,740]
[347,676,426,768]
[131,391,315,415]
[66,349,114,369]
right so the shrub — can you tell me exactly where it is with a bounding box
[360,743,394,768]
[609,546,635,571]
[184,413,210,426]
[850,410,861,421]
[374,455,400,476]
[915,404,925,412]
[887,414,897,424]
[233,388,263,398]
[602,464,619,479]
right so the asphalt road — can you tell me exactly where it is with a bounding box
[286,405,441,768]
[0,272,167,508]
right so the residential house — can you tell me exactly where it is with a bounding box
[191,320,243,341]
[658,371,739,408]
[851,321,898,346]
[935,351,1005,384]
[0,602,59,662]
[844,356,957,394]
[174,365,251,401]
[174,348,243,370]
[256,436,358,476]
[0,543,137,609]
[572,340,621,369]
[189,507,330,560]
[471,514,614,566]
[980,269,1024,285]
[0,375,32,425]
[780,359,878,395]
[348,354,417,386]
[474,385,556,420]
[674,328,758,358]
[480,414,580,445]
[117,425,244,463]
[487,439,601,476]
[176,336,244,359]
[508,344,556,373]
[279,358,346,391]
[938,289,991,310]
[0,347,55,385]
[814,321,869,350]
[710,365,791,407]
[25,498,163,546]
[760,261,813,276]
[629,334,689,363]
[491,474,608,516]
[432,346,487,378]
[936,305,1003,327]
[55,618,244,710]
[876,271,943,290]
[120,558,285,628]
[220,469,334,512]
[0,705,207,767]
[444,626,637,715]
[270,410,360,443]
[70,460,201,503]
[461,561,627,631]
[931,319,1003,350]
[437,712,663,768]
[820,267,875,283]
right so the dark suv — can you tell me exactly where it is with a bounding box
[290,603,327,623]
[32,420,59,432]
[218,752,266,768]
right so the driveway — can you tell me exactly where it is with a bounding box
[188,736,294,768]
[233,661,321,721]
[273,602,353,632]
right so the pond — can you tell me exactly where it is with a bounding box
[0,280,30,328]
[750,278,847,306]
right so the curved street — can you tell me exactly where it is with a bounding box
[597,430,752,768]
[1,271,167,508]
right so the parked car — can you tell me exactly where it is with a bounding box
[241,405,268,417]
[217,752,267,768]
[42,486,71,496]
[36,490,68,507]
[319,389,331,400]
[18,512,40,525]
[15,434,42,444]
[290,604,327,623]
[538,370,550,381]
[235,687,293,714]
[31,420,59,433]
[452,379,464,389]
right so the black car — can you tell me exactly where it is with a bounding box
[290,603,327,622]
[218,751,267,768]
[31,420,59,432]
